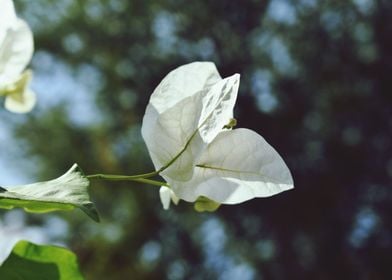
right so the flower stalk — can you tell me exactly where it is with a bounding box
[86,172,168,187]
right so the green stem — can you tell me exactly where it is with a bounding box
[87,174,168,187]
[156,129,199,173]
[86,128,198,183]
[86,170,159,180]
[130,178,168,187]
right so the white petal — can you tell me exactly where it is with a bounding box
[142,62,239,181]
[0,0,17,41]
[159,186,172,210]
[170,128,294,203]
[142,62,220,179]
[0,19,34,86]
[147,61,221,114]
[143,92,204,181]
[197,73,239,143]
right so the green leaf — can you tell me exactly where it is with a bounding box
[0,240,84,280]
[0,164,99,222]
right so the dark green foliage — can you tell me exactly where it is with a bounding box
[0,240,84,280]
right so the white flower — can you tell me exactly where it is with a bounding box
[142,62,293,210]
[0,0,36,113]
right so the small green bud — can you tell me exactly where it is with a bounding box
[223,118,237,129]
[194,196,221,212]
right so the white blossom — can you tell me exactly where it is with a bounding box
[0,0,35,113]
[142,62,293,209]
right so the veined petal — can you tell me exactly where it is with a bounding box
[142,62,221,179]
[142,62,240,181]
[0,19,34,86]
[142,62,221,178]
[143,92,204,181]
[170,128,294,204]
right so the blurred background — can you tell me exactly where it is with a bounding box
[1,0,391,279]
